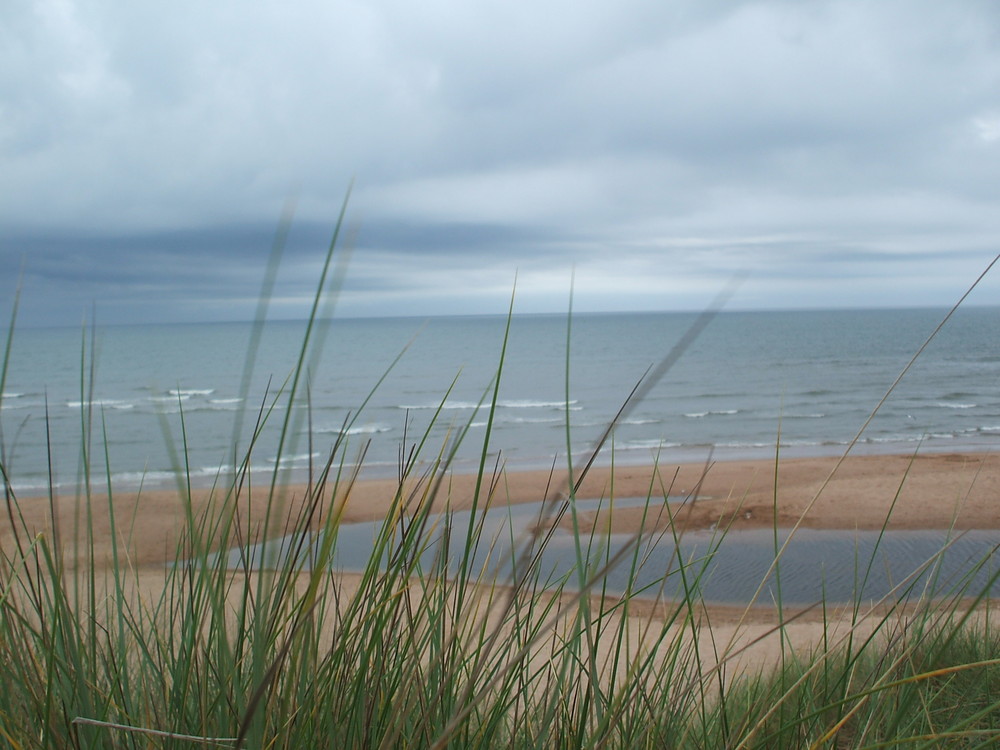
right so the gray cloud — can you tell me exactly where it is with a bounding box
[3,0,1000,326]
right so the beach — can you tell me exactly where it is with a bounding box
[7,451,998,574]
[2,309,990,668]
[3,450,998,724]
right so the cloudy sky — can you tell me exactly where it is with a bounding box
[3,0,1000,326]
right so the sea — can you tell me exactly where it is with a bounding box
[1,307,999,497]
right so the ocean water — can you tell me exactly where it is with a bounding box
[1,307,999,496]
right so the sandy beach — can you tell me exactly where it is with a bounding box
[6,450,999,571]
[3,450,998,676]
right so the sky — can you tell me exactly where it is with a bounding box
[3,0,1000,326]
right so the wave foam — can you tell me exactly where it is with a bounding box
[398,399,579,411]
[66,399,135,410]
[316,423,393,436]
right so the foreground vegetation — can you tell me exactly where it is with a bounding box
[1,214,998,748]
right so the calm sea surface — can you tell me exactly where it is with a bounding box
[2,307,999,495]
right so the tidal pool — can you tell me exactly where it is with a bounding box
[224,496,1000,606]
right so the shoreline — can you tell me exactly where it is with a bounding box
[5,451,997,651]
[11,435,999,500]
[5,451,999,571]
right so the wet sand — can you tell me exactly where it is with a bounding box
[5,451,999,571]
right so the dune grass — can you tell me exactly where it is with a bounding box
[0,218,998,748]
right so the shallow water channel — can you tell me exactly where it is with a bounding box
[225,497,1000,606]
